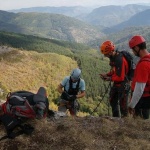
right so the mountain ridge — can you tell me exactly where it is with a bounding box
[109,9,150,32]
[0,10,104,44]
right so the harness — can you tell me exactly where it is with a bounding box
[65,77,80,95]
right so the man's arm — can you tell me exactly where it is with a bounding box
[76,91,85,98]
[76,79,86,99]
[57,84,64,94]
[128,82,146,108]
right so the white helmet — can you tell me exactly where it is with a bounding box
[70,68,81,81]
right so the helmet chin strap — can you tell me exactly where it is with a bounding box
[133,48,141,57]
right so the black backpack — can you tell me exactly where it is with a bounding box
[120,51,134,81]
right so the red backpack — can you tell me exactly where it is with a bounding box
[0,87,49,140]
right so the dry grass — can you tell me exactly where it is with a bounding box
[0,46,77,110]
[0,46,77,93]
[0,116,149,150]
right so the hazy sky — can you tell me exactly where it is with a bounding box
[0,0,150,10]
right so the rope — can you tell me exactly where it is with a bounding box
[91,80,111,115]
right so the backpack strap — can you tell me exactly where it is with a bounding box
[69,76,80,90]
[76,78,80,91]
[63,77,80,96]
[69,77,80,91]
[113,52,123,77]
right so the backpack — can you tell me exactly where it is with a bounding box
[0,87,49,140]
[120,51,134,81]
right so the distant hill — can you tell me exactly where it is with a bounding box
[8,4,150,28]
[9,6,93,18]
[84,4,150,27]
[90,26,150,54]
[106,9,150,33]
[0,10,104,44]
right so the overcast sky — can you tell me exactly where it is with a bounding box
[0,0,150,10]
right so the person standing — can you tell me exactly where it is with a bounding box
[57,68,85,116]
[100,40,130,117]
[128,35,150,119]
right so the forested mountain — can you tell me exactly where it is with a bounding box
[82,4,150,27]
[91,26,150,52]
[0,10,104,44]
[106,9,150,33]
[1,5,150,46]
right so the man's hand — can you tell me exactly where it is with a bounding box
[61,91,70,100]
[99,74,111,81]
[103,77,111,81]
[99,74,107,79]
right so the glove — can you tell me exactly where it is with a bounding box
[99,74,106,79]
[61,91,70,100]
[69,95,77,101]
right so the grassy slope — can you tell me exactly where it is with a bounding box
[0,46,77,109]
[0,31,112,116]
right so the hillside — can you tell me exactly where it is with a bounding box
[84,4,150,27]
[0,10,104,44]
[8,4,150,29]
[0,31,110,110]
[91,26,150,52]
[106,26,150,51]
[0,46,78,109]
[0,45,111,116]
[0,116,149,150]
[109,9,150,32]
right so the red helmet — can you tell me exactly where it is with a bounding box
[129,35,146,49]
[100,40,115,55]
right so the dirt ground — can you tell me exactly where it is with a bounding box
[0,115,149,150]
